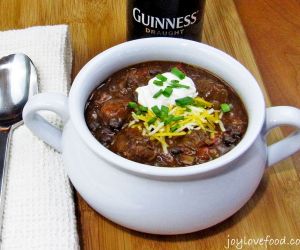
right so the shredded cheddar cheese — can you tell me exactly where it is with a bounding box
[127,97,226,153]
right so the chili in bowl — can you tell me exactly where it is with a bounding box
[85,61,248,167]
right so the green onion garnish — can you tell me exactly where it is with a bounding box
[160,105,169,119]
[163,115,184,125]
[175,96,194,106]
[147,117,157,125]
[171,116,184,122]
[170,82,190,89]
[171,67,186,80]
[161,105,169,114]
[170,124,180,132]
[156,74,167,82]
[138,105,148,112]
[153,89,163,98]
[151,106,161,117]
[128,102,138,109]
[153,80,164,86]
[171,79,179,84]
[162,86,173,97]
[163,115,174,125]
[220,103,231,113]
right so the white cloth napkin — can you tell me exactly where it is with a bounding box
[0,25,79,250]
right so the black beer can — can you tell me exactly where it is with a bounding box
[127,0,206,41]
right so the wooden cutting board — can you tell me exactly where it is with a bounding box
[0,0,299,249]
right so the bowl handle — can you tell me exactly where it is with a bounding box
[23,93,69,153]
[264,106,300,167]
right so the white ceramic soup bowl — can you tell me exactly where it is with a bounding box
[23,38,300,235]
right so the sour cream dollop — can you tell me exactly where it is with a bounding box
[136,72,198,108]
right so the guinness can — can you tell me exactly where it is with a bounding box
[127,0,206,41]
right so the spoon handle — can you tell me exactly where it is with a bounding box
[0,126,12,236]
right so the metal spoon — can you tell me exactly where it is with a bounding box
[0,54,38,234]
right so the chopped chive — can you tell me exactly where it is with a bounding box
[171,116,184,122]
[151,106,161,117]
[128,102,138,109]
[163,115,185,125]
[161,105,169,114]
[171,79,179,84]
[147,117,157,125]
[160,105,169,119]
[179,85,190,89]
[138,105,148,112]
[171,67,186,80]
[221,103,231,113]
[163,115,174,125]
[153,89,163,98]
[170,82,190,89]
[185,107,192,112]
[156,74,167,82]
[170,124,180,132]
[162,86,173,97]
[153,80,164,86]
[175,96,194,106]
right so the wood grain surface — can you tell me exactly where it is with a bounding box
[235,0,300,173]
[0,0,299,249]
